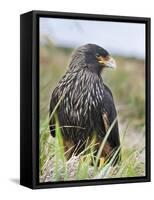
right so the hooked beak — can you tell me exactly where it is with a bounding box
[97,56,116,69]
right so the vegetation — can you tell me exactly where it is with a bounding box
[39,37,145,182]
[40,116,145,182]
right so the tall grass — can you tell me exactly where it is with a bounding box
[40,112,145,182]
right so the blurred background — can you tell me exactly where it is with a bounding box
[39,17,146,178]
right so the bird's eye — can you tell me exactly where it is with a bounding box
[96,53,100,58]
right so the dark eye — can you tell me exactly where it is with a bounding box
[96,53,100,57]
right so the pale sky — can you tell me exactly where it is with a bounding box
[40,17,145,59]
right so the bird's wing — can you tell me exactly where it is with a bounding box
[49,88,58,137]
[102,84,120,149]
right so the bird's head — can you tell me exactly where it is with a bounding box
[70,44,116,74]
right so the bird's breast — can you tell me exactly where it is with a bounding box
[61,78,104,125]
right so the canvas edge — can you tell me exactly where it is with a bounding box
[20,10,151,189]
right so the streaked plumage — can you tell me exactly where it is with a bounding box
[49,44,120,163]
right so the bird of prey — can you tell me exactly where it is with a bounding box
[49,44,120,165]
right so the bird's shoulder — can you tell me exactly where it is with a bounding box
[103,83,113,99]
[101,83,116,115]
[50,86,60,108]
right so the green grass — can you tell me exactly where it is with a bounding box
[39,105,145,182]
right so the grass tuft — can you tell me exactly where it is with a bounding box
[40,116,145,182]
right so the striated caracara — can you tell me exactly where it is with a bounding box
[49,44,120,165]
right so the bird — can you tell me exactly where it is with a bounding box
[49,44,120,166]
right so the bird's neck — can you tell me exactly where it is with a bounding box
[65,68,104,94]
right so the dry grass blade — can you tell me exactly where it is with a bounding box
[94,117,117,169]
